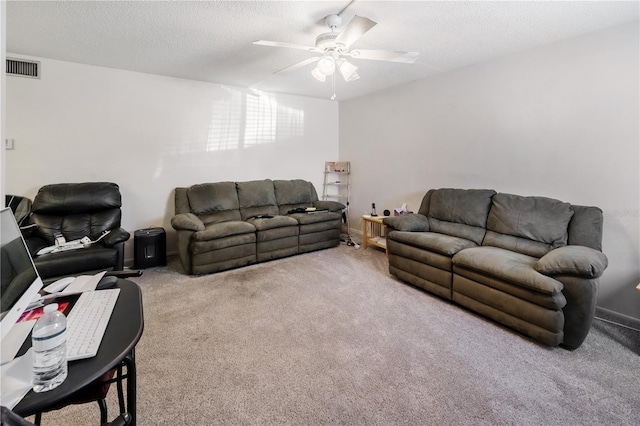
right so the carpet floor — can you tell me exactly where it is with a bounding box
[34,244,640,425]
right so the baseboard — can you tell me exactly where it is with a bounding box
[594,306,640,332]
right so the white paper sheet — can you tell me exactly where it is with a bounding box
[63,271,106,293]
[0,348,33,409]
[40,271,107,302]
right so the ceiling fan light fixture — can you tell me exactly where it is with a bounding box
[311,67,327,82]
[346,71,360,82]
[316,56,336,76]
[337,59,359,82]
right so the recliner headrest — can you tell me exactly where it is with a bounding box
[31,182,122,215]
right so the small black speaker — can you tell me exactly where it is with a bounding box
[134,227,166,269]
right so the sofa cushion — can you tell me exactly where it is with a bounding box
[187,182,242,224]
[171,213,205,232]
[289,211,342,225]
[31,211,121,244]
[29,183,124,243]
[192,221,255,241]
[383,214,430,232]
[187,182,240,214]
[482,231,553,259]
[536,245,608,278]
[485,193,574,257]
[452,246,563,295]
[389,231,477,257]
[31,182,122,214]
[274,180,318,214]
[568,205,604,251]
[427,188,496,245]
[417,189,435,216]
[313,200,346,212]
[237,179,279,220]
[246,215,298,231]
[32,245,120,279]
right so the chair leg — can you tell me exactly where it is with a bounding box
[34,413,42,426]
[98,398,108,424]
[116,364,126,414]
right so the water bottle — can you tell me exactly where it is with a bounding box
[32,303,68,392]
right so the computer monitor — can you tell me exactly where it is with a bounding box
[0,207,43,341]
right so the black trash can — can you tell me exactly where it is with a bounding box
[134,227,166,269]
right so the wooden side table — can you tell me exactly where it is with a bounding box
[362,215,387,255]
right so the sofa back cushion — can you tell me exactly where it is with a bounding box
[236,179,279,220]
[484,193,574,257]
[187,182,242,224]
[567,205,604,251]
[273,180,318,215]
[417,190,435,217]
[174,188,190,215]
[30,182,123,243]
[426,188,496,245]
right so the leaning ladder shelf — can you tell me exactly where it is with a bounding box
[323,161,351,240]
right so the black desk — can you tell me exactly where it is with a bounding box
[13,280,144,425]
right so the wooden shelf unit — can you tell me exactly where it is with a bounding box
[322,161,350,206]
[362,214,387,256]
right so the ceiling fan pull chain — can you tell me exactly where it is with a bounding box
[331,73,337,100]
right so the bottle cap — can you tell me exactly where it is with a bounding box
[44,303,58,313]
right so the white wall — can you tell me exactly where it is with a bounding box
[5,56,339,261]
[340,22,640,319]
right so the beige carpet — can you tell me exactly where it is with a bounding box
[34,244,640,425]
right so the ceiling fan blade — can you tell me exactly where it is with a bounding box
[348,49,419,64]
[274,56,320,75]
[253,40,320,53]
[334,15,377,47]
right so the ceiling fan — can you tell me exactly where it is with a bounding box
[253,14,419,84]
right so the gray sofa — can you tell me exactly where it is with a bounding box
[171,179,344,275]
[383,188,608,349]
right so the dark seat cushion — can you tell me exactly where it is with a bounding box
[389,231,477,257]
[453,246,564,295]
[288,211,342,225]
[33,245,120,278]
[246,215,298,231]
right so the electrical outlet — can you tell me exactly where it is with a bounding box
[5,139,15,150]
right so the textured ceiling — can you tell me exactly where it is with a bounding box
[6,1,639,101]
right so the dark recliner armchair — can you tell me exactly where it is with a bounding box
[24,182,130,282]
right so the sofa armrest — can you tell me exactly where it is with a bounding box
[535,245,608,278]
[383,214,430,232]
[103,228,130,247]
[171,213,205,231]
[313,200,346,212]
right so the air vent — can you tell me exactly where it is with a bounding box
[6,58,40,78]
